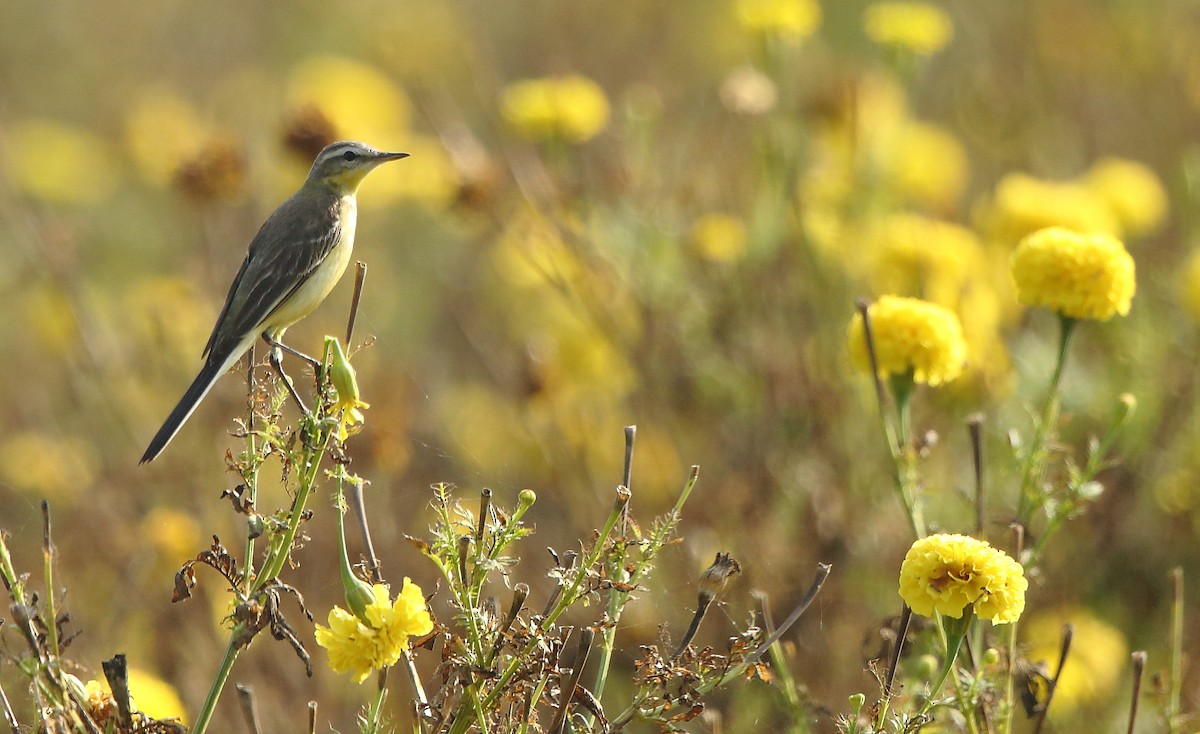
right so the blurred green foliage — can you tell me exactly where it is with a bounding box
[2,0,1199,730]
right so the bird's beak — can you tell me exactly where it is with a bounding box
[377,151,410,163]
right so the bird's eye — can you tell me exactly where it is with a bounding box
[342,150,357,161]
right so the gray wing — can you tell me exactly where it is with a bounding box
[203,191,343,361]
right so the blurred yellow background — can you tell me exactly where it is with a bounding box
[1,0,1197,730]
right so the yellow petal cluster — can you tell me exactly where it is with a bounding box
[314,579,433,683]
[980,173,1120,243]
[863,1,954,56]
[1085,157,1168,238]
[500,75,610,143]
[847,295,967,386]
[689,213,749,263]
[1011,227,1136,321]
[734,0,822,40]
[898,533,1026,623]
[1023,607,1128,719]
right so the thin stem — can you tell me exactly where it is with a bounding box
[1168,568,1184,734]
[191,636,243,734]
[1128,651,1147,734]
[968,415,986,539]
[365,678,388,734]
[1033,624,1073,734]
[591,426,638,705]
[39,502,60,664]
[347,261,368,345]
[1017,316,1076,525]
[243,347,258,596]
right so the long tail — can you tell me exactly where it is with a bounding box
[140,341,250,464]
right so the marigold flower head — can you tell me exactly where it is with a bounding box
[1085,157,1168,238]
[848,296,967,386]
[500,75,610,143]
[314,579,433,683]
[734,0,821,40]
[689,213,749,263]
[1024,607,1128,719]
[3,119,119,205]
[1011,227,1136,321]
[863,1,954,56]
[898,534,1026,623]
[980,173,1120,243]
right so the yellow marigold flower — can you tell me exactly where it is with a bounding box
[315,579,433,683]
[3,119,118,204]
[862,213,983,307]
[288,56,411,145]
[980,173,1120,242]
[500,75,610,143]
[1085,157,1168,238]
[879,121,969,210]
[1011,227,1136,321]
[124,86,208,187]
[899,533,1026,623]
[1024,608,1127,719]
[689,213,749,263]
[847,296,967,386]
[734,0,821,40]
[864,1,954,56]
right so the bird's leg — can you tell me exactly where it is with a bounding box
[263,334,322,370]
[264,337,310,414]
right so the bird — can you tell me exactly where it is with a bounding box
[140,140,408,464]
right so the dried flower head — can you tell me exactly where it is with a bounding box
[899,533,1026,624]
[1011,227,1136,321]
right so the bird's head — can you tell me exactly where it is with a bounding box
[306,141,409,193]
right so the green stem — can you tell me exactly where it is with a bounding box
[891,373,926,538]
[365,679,388,734]
[1017,316,1076,525]
[191,635,243,734]
[256,428,330,589]
[919,613,971,717]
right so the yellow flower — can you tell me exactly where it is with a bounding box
[365,134,459,209]
[847,295,967,386]
[288,56,411,146]
[878,121,969,210]
[140,506,201,567]
[898,534,1026,623]
[864,1,954,56]
[861,213,983,307]
[0,431,98,501]
[326,337,369,441]
[1023,608,1127,719]
[84,668,187,724]
[124,86,208,187]
[979,173,1120,243]
[734,0,821,40]
[500,75,610,143]
[1179,250,1200,320]
[690,213,749,263]
[314,579,433,683]
[3,119,119,204]
[1011,227,1136,321]
[1085,157,1168,238]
